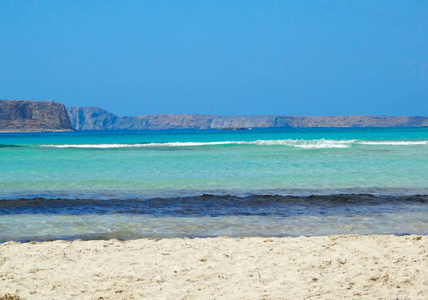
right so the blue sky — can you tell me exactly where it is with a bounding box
[1,1,427,116]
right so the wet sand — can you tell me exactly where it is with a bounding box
[1,235,427,299]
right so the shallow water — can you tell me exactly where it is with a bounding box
[1,127,427,241]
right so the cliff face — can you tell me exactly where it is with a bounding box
[0,100,73,132]
[67,106,428,131]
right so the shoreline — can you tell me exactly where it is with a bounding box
[1,234,426,299]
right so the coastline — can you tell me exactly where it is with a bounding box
[1,235,426,299]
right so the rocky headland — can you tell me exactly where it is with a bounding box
[0,100,73,132]
[67,106,428,131]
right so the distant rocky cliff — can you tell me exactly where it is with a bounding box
[0,100,73,132]
[67,106,428,131]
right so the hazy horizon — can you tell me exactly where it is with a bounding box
[2,99,428,118]
[68,104,428,118]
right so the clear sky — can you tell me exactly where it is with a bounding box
[1,1,427,116]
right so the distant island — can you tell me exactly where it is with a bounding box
[1,100,428,132]
[67,106,428,131]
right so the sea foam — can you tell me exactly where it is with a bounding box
[359,141,428,145]
[39,138,428,149]
[40,139,355,149]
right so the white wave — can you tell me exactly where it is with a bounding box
[151,141,238,147]
[41,138,427,149]
[40,139,357,149]
[292,139,354,149]
[359,141,428,145]
[41,142,239,148]
[41,144,142,148]
[294,143,350,149]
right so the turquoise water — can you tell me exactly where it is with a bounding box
[1,127,428,199]
[1,127,427,241]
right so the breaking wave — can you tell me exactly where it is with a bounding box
[359,141,428,145]
[39,139,428,149]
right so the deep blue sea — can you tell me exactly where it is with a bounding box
[1,127,427,241]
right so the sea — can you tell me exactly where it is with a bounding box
[0,127,427,242]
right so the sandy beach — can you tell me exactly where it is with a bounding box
[0,235,426,299]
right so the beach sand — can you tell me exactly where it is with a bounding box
[1,235,426,299]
